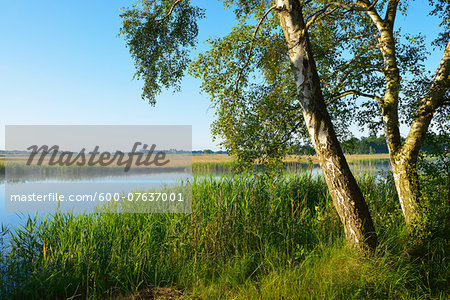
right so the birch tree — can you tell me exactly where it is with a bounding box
[358,0,450,226]
[120,0,449,249]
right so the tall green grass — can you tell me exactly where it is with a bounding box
[192,161,236,174]
[191,159,390,177]
[0,173,448,299]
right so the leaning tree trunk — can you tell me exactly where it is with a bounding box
[397,40,450,226]
[366,1,450,227]
[391,158,421,225]
[276,0,378,251]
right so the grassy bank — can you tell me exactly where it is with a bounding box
[191,153,391,164]
[1,172,448,299]
[192,156,390,175]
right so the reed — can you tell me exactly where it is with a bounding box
[0,173,448,299]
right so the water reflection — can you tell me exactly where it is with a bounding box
[1,159,391,229]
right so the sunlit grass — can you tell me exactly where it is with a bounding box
[0,173,448,299]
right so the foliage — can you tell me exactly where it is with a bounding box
[429,0,450,48]
[119,0,204,105]
[417,110,449,212]
[120,1,448,170]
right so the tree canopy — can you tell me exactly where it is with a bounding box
[120,0,448,168]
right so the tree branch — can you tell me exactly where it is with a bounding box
[306,4,338,29]
[279,119,304,146]
[155,0,185,24]
[305,1,378,29]
[401,40,450,160]
[323,67,382,97]
[384,0,399,29]
[330,33,379,47]
[234,5,277,93]
[362,0,385,32]
[326,90,383,106]
[322,44,378,82]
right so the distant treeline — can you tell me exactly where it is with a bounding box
[294,134,447,155]
[342,136,390,154]
[193,150,227,154]
[289,136,390,155]
[196,137,391,156]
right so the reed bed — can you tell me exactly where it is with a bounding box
[0,173,448,299]
[192,161,236,174]
[0,157,390,178]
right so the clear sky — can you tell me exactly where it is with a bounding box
[0,0,444,151]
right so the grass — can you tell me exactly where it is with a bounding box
[191,156,390,175]
[191,153,391,164]
[192,161,236,173]
[1,171,448,299]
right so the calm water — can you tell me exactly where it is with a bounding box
[0,160,391,229]
[0,172,191,230]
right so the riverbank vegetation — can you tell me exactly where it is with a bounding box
[1,170,448,299]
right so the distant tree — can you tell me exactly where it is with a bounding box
[342,137,359,154]
[344,136,389,154]
[203,149,214,154]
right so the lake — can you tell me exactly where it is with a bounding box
[0,159,391,229]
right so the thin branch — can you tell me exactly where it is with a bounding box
[234,5,277,93]
[355,0,378,10]
[322,44,378,82]
[155,0,185,24]
[326,90,383,105]
[305,0,378,27]
[306,4,338,29]
[330,33,379,48]
[324,67,382,97]
[306,0,379,28]
[280,119,304,145]
[308,7,340,28]
[364,64,384,71]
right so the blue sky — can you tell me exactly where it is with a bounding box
[0,0,444,150]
